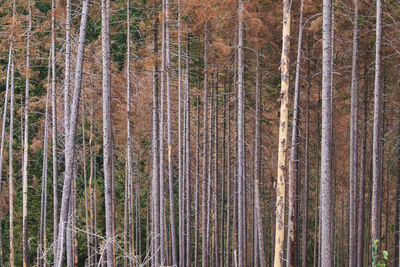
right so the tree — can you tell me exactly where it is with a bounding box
[371,1,383,264]
[55,0,90,264]
[22,1,32,265]
[101,0,115,265]
[349,0,359,265]
[273,0,290,265]
[320,0,333,266]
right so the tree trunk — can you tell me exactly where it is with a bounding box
[101,0,115,265]
[394,95,400,266]
[254,52,266,267]
[371,0,383,264]
[237,1,245,265]
[9,54,15,267]
[151,0,160,265]
[287,0,304,264]
[22,1,32,265]
[201,22,209,267]
[54,0,90,264]
[320,0,333,266]
[349,1,359,266]
[274,0,290,265]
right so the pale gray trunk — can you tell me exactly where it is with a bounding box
[22,1,32,265]
[254,52,266,267]
[371,0,383,263]
[101,0,115,265]
[201,22,209,267]
[185,41,192,265]
[194,94,200,267]
[320,0,333,266]
[55,1,90,264]
[177,0,184,264]
[349,0,359,265]
[237,1,245,266]
[39,57,51,267]
[9,56,15,267]
[151,0,160,264]
[287,0,304,264]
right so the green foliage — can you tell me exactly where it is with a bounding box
[372,240,389,267]
[35,1,51,15]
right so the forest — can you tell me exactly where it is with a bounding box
[0,0,398,266]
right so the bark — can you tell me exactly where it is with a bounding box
[287,0,304,264]
[101,0,115,265]
[151,0,160,265]
[51,0,58,258]
[254,52,266,267]
[22,1,32,265]
[178,0,184,264]
[55,0,90,264]
[349,1,359,266]
[301,62,310,267]
[394,95,400,266]
[371,0,383,264]
[274,0,290,265]
[237,1,245,265]
[357,63,369,267]
[194,94,200,267]
[201,22,209,267]
[320,0,333,266]
[39,57,51,267]
[185,40,192,266]
[126,1,135,265]
[9,55,15,267]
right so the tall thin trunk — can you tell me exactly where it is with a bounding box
[151,0,160,265]
[194,93,200,267]
[357,63,369,267]
[237,1,245,265]
[301,64,310,267]
[22,1,32,265]
[254,52,266,267]
[101,0,115,265]
[177,0,184,264]
[274,0,290,265]
[225,90,231,267]
[201,22,209,267]
[394,93,400,266]
[213,79,219,266]
[55,0,90,264]
[126,1,135,265]
[39,57,51,267]
[9,55,15,267]
[51,0,58,260]
[349,1,359,266]
[185,40,192,266]
[320,0,333,266]
[371,0,383,264]
[287,0,304,264]
[164,0,177,263]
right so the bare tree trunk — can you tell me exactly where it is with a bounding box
[320,0,333,266]
[22,1,32,265]
[237,1,245,265]
[213,79,219,266]
[185,40,192,266]
[9,54,15,267]
[301,64,310,267]
[177,0,184,264]
[357,64,369,267]
[371,0,383,264]
[194,93,200,267]
[55,1,90,264]
[287,0,304,264]
[151,0,160,264]
[39,56,51,267]
[226,90,231,267]
[201,22,209,267]
[101,0,115,265]
[394,96,400,266]
[348,1,359,266]
[254,52,266,267]
[274,0,290,265]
